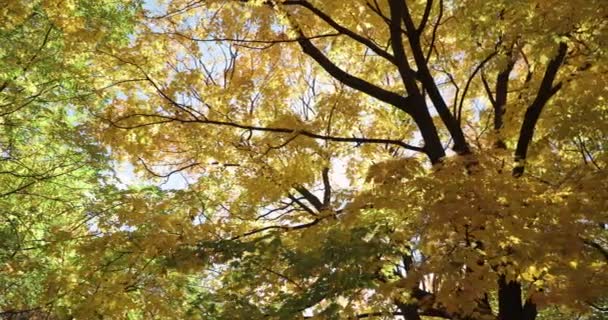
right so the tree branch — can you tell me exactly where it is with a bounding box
[513,42,567,177]
[388,0,421,94]
[283,0,396,62]
[493,48,516,148]
[321,167,331,207]
[109,112,425,152]
[401,1,470,154]
[457,50,498,124]
[417,0,434,34]
[294,27,414,113]
[294,185,324,211]
[582,238,608,262]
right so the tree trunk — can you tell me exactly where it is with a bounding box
[498,276,537,320]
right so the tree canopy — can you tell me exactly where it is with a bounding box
[1,0,607,319]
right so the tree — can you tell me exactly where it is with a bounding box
[0,0,139,317]
[93,0,608,319]
[92,0,608,318]
[3,0,607,319]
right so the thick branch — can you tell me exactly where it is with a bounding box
[284,17,445,162]
[287,193,317,216]
[494,59,515,131]
[417,0,434,34]
[295,28,414,113]
[388,0,422,95]
[492,51,516,148]
[513,43,567,176]
[497,275,537,320]
[395,301,421,320]
[498,275,523,320]
[294,185,324,211]
[384,0,445,163]
[401,1,470,154]
[522,299,538,320]
[321,167,331,207]
[283,0,395,62]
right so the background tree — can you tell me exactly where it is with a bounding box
[0,0,140,317]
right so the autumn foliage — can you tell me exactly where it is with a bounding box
[1,0,607,319]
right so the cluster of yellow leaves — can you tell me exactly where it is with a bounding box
[47,0,608,318]
[358,153,607,312]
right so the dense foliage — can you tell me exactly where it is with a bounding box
[1,0,607,319]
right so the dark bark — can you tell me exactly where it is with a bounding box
[498,275,537,320]
[498,275,523,320]
[386,0,446,163]
[493,54,516,149]
[296,32,413,111]
[400,0,470,155]
[295,185,324,211]
[321,167,331,207]
[111,108,425,152]
[494,66,510,131]
[283,0,395,63]
[410,99,446,163]
[396,301,422,320]
[523,299,538,320]
[295,15,447,164]
[513,43,567,176]
[417,0,434,33]
[387,0,422,94]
